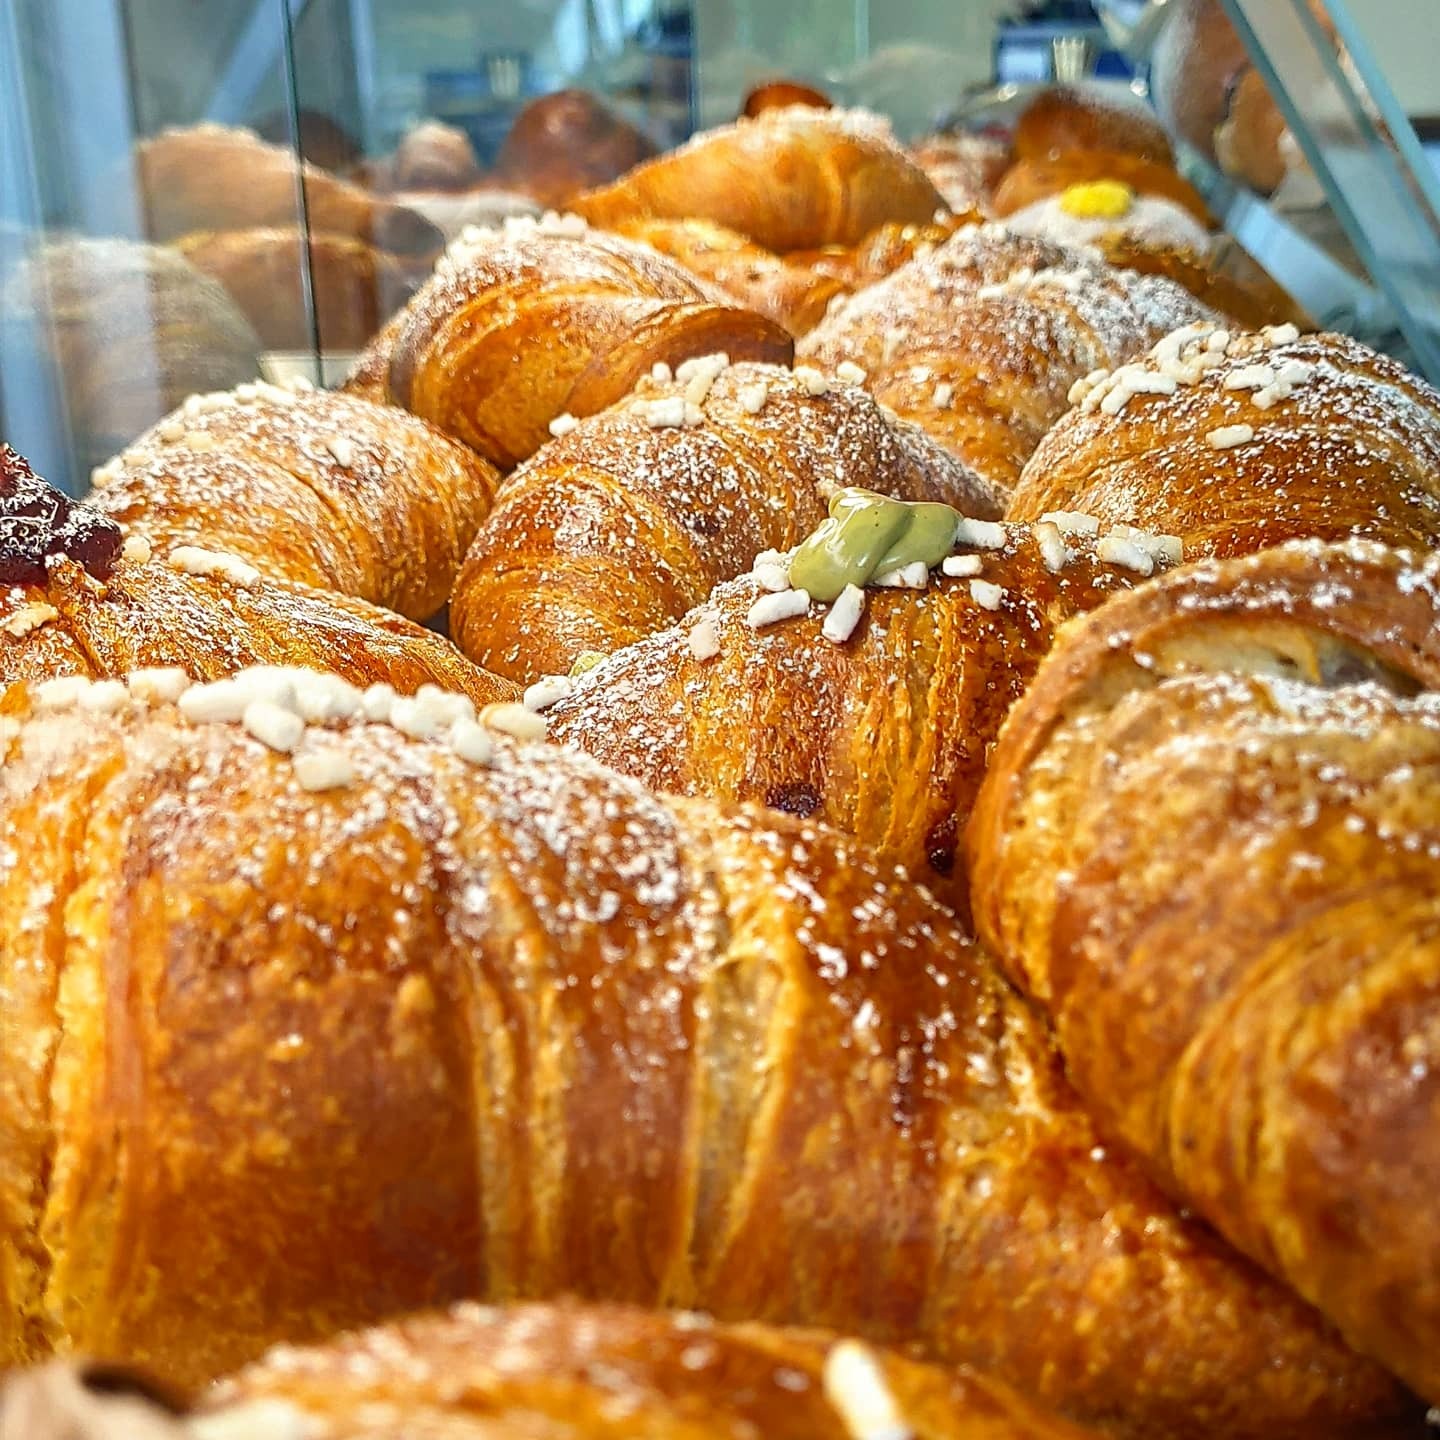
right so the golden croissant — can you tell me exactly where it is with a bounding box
[449,359,1005,683]
[0,666,1404,1438]
[796,227,1213,494]
[574,106,945,253]
[602,215,849,336]
[87,379,499,621]
[547,519,1174,915]
[968,539,1440,1406]
[351,220,794,469]
[0,446,507,702]
[0,1300,1105,1440]
[1006,324,1440,557]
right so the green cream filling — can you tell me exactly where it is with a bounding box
[787,488,962,602]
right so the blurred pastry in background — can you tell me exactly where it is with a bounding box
[1003,179,1213,254]
[1013,83,1175,166]
[492,89,659,210]
[741,79,833,117]
[993,149,1213,225]
[391,119,484,192]
[253,106,364,178]
[1150,0,1330,195]
[128,123,442,258]
[175,228,416,352]
[910,131,1010,212]
[0,237,262,477]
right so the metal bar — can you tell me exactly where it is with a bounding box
[206,0,320,124]
[1221,0,1440,383]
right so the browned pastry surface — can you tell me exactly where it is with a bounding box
[993,151,1213,225]
[0,555,510,702]
[450,360,1004,683]
[968,539,1440,1405]
[131,124,441,257]
[547,524,1169,914]
[786,212,976,292]
[798,227,1213,492]
[1,1301,1104,1440]
[742,79,834,117]
[0,676,1408,1437]
[574,107,946,254]
[1006,325,1440,559]
[492,89,659,210]
[1014,86,1175,166]
[175,227,415,352]
[605,216,849,336]
[88,380,500,621]
[1092,234,1310,330]
[370,222,793,469]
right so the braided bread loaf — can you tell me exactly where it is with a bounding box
[0,668,1403,1437]
[796,227,1214,494]
[449,360,1004,683]
[1006,324,1440,558]
[350,219,793,470]
[547,518,1176,914]
[574,107,945,253]
[87,379,499,621]
[969,540,1440,1405]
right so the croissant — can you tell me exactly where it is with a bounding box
[87,378,500,621]
[574,107,946,253]
[0,666,1407,1437]
[0,1301,1103,1440]
[797,227,1213,494]
[450,360,1004,683]
[601,216,848,335]
[0,447,510,703]
[129,124,442,257]
[967,539,1440,1405]
[547,520,1174,914]
[359,220,793,469]
[1005,324,1440,558]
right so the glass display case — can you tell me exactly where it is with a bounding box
[3,0,1440,493]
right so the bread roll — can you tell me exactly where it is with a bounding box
[493,89,659,209]
[392,119,483,191]
[1014,84,1175,165]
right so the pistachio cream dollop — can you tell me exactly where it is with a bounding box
[787,488,963,602]
[568,650,609,677]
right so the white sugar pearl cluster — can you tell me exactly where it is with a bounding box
[26,666,543,791]
[1070,320,1308,421]
[442,210,589,271]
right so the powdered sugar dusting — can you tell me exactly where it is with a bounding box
[1011,330,1440,560]
[797,226,1212,493]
